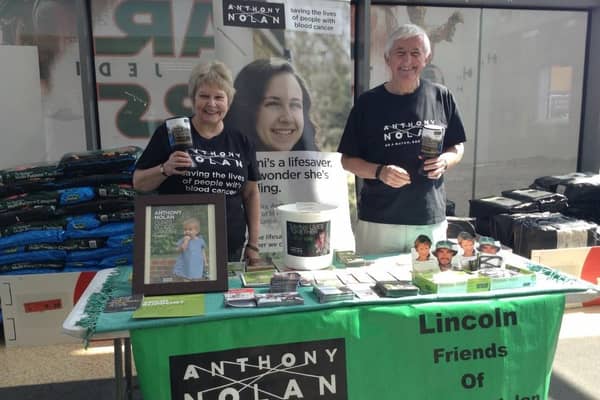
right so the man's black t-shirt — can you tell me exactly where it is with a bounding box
[338,80,466,225]
[136,121,260,255]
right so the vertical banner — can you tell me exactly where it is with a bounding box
[91,0,216,149]
[213,0,354,254]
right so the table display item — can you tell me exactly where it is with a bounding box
[255,291,304,307]
[277,202,337,270]
[413,270,491,294]
[131,294,205,318]
[313,284,355,303]
[240,270,274,288]
[374,281,419,297]
[223,288,256,308]
[269,272,301,292]
[104,295,143,313]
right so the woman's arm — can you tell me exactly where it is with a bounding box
[241,180,260,258]
[133,151,193,192]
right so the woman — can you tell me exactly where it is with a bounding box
[133,61,260,261]
[225,58,319,151]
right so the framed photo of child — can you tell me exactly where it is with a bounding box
[132,194,228,295]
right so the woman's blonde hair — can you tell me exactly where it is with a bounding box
[188,61,235,105]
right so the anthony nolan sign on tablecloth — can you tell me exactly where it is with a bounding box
[131,293,564,400]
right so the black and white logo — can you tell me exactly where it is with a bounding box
[170,338,347,399]
[223,0,286,29]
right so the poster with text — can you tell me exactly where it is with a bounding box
[214,0,354,253]
[91,0,216,149]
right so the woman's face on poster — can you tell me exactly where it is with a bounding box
[256,73,304,151]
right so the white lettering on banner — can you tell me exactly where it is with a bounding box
[255,151,354,254]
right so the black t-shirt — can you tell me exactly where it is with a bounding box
[135,120,260,253]
[338,80,466,225]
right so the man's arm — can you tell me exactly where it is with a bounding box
[341,154,412,188]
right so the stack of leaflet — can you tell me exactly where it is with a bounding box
[255,292,304,307]
[0,146,141,275]
[223,288,256,308]
[312,285,354,303]
[374,281,419,298]
[269,272,301,292]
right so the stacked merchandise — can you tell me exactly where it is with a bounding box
[509,212,598,258]
[489,188,569,248]
[469,195,538,236]
[531,172,600,224]
[0,146,141,276]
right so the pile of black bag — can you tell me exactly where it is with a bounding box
[0,146,142,275]
[469,172,600,257]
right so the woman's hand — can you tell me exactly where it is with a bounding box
[163,151,193,176]
[243,244,260,261]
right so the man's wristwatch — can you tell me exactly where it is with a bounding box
[375,164,384,180]
[160,163,169,177]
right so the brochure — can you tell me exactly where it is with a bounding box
[131,294,205,319]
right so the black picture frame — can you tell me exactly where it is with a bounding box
[133,194,228,295]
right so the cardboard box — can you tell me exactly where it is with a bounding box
[0,270,96,347]
[413,271,491,294]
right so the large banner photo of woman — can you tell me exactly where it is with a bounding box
[213,0,355,254]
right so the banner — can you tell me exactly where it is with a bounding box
[91,0,216,148]
[131,293,565,400]
[213,0,354,252]
[256,151,353,254]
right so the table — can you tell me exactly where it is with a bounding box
[63,268,133,400]
[63,254,600,400]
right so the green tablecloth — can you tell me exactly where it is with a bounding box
[76,266,570,399]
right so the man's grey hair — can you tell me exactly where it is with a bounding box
[384,24,431,58]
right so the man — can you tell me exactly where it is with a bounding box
[433,240,457,271]
[338,23,466,254]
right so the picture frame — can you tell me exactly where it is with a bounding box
[133,194,228,295]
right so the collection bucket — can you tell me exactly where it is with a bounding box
[277,202,337,270]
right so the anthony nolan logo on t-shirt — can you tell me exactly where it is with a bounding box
[223,0,286,29]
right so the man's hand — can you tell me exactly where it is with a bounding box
[378,165,412,188]
[422,157,448,180]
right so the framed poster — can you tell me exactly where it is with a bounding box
[133,194,228,295]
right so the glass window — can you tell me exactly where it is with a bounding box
[474,9,586,199]
[0,0,86,166]
[369,5,587,216]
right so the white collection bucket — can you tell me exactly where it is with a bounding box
[277,202,337,270]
